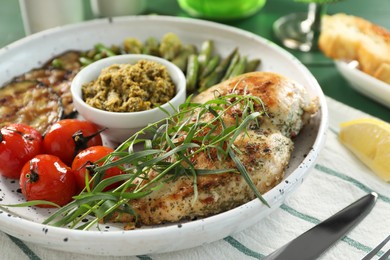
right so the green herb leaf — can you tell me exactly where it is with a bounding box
[38,93,272,229]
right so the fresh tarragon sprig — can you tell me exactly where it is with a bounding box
[11,93,269,230]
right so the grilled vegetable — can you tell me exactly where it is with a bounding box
[171,44,197,72]
[221,51,240,81]
[228,55,248,79]
[200,55,220,78]
[0,80,64,134]
[95,43,117,57]
[142,37,160,56]
[0,34,263,136]
[186,54,200,92]
[199,48,238,91]
[123,38,143,54]
[44,51,82,71]
[14,67,76,117]
[245,58,261,73]
[0,123,43,179]
[198,40,213,72]
[159,32,182,60]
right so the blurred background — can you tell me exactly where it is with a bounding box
[1,0,389,47]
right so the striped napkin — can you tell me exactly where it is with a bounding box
[1,96,390,260]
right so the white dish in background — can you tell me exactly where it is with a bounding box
[335,60,390,108]
[0,16,328,256]
[90,0,147,17]
[19,0,84,35]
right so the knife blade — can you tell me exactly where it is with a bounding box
[264,192,378,260]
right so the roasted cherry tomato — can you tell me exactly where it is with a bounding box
[72,146,122,192]
[19,154,77,207]
[43,119,103,166]
[0,123,43,179]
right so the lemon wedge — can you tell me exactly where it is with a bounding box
[339,118,390,182]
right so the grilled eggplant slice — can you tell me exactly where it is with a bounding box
[14,67,77,117]
[0,80,64,134]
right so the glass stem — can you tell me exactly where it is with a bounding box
[301,3,327,50]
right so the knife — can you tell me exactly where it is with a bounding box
[264,192,378,260]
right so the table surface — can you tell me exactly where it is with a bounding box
[0,0,389,122]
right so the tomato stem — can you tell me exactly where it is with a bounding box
[27,161,39,183]
[85,163,97,176]
[72,128,106,158]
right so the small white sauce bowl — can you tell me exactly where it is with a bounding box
[71,54,187,143]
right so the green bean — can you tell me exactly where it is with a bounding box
[221,51,240,81]
[198,40,213,72]
[245,58,261,72]
[172,44,197,72]
[200,55,220,78]
[199,48,238,92]
[228,56,247,79]
[79,57,94,66]
[186,54,199,93]
[95,43,117,57]
[93,52,104,61]
[85,49,97,59]
[51,58,63,69]
[76,33,262,93]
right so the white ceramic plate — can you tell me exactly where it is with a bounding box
[0,16,328,256]
[335,60,390,108]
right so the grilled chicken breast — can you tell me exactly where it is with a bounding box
[194,72,319,137]
[111,72,319,229]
